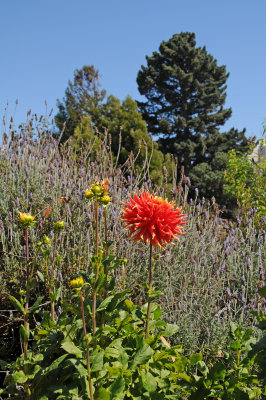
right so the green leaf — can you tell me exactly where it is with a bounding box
[37,270,45,282]
[196,361,209,377]
[103,254,115,265]
[177,373,192,383]
[29,296,44,313]
[230,321,238,337]
[19,324,30,342]
[9,295,24,313]
[61,337,83,358]
[162,323,179,337]
[91,349,104,372]
[109,376,125,396]
[130,344,153,370]
[189,353,202,365]
[29,277,36,289]
[96,387,111,400]
[12,369,28,384]
[97,295,115,311]
[140,371,157,394]
[46,354,69,373]
[105,347,120,359]
[208,362,226,381]
[230,340,241,351]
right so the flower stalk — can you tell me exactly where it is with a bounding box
[145,243,153,339]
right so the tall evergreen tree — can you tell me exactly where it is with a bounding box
[55,65,106,142]
[137,32,247,202]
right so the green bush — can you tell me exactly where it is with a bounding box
[224,143,266,224]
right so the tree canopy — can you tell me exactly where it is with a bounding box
[55,65,106,142]
[72,94,170,182]
[137,32,247,201]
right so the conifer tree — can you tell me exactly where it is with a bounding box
[137,32,247,201]
[55,65,106,142]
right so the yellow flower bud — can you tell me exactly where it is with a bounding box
[84,189,94,199]
[100,194,111,206]
[18,212,36,228]
[43,235,51,245]
[91,183,104,197]
[54,220,64,231]
[70,277,84,289]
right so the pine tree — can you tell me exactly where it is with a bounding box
[137,32,247,202]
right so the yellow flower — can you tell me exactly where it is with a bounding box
[54,220,64,231]
[43,235,51,245]
[18,212,36,228]
[70,277,84,289]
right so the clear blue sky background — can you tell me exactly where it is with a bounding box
[1,0,265,140]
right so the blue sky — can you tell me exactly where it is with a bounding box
[0,0,265,140]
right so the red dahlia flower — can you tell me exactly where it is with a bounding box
[121,191,187,247]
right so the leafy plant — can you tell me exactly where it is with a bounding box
[224,144,266,224]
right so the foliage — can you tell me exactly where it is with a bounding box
[55,65,106,142]
[224,143,266,223]
[249,285,266,385]
[72,95,172,183]
[0,117,265,364]
[137,32,247,203]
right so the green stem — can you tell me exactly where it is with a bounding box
[104,208,108,260]
[145,243,153,340]
[79,293,94,400]
[24,228,30,359]
[92,199,99,336]
[50,233,58,322]
[24,228,31,399]
[95,199,98,257]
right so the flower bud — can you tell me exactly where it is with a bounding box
[54,220,64,231]
[18,212,36,228]
[100,194,111,206]
[43,235,51,245]
[84,189,94,200]
[91,183,104,197]
[70,277,84,289]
